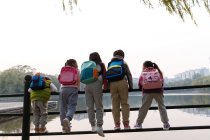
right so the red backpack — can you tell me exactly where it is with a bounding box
[141,69,163,89]
[58,66,78,85]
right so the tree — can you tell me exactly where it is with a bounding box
[62,0,78,14]
[62,0,210,24]
[0,68,26,94]
[0,65,60,94]
[142,0,210,24]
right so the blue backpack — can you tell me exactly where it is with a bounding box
[80,61,99,84]
[30,75,46,90]
[106,60,125,82]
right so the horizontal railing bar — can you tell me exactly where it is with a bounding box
[164,84,210,90]
[1,104,210,116]
[0,125,210,136]
[0,93,24,98]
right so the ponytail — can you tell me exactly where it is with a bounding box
[143,61,163,76]
[153,63,163,77]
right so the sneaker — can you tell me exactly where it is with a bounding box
[62,128,66,133]
[39,127,48,133]
[163,123,170,130]
[63,118,71,133]
[97,126,105,137]
[134,123,142,129]
[114,122,121,130]
[123,122,130,130]
[91,125,97,132]
[34,127,39,133]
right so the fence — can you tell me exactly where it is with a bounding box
[0,75,210,140]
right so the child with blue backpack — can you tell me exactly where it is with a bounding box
[106,49,133,130]
[80,52,108,137]
[58,59,80,133]
[28,73,58,133]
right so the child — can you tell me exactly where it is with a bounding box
[28,73,58,133]
[134,60,170,130]
[58,59,80,133]
[107,49,133,130]
[83,52,108,137]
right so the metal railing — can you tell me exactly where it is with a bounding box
[0,75,210,139]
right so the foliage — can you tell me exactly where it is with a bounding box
[0,65,30,94]
[0,65,60,94]
[62,0,78,14]
[164,75,210,87]
[62,0,210,24]
[142,0,210,24]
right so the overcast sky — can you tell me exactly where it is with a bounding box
[0,0,210,78]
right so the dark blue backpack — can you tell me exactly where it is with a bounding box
[30,75,46,90]
[106,60,125,82]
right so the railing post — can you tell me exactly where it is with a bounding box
[22,75,32,140]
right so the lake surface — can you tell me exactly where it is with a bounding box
[1,90,210,140]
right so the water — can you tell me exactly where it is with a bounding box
[1,90,210,140]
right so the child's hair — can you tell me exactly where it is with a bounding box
[66,59,78,68]
[44,76,51,80]
[35,72,41,76]
[113,49,124,58]
[89,52,102,64]
[143,61,163,76]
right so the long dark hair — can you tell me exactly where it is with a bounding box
[143,61,163,76]
[89,52,102,64]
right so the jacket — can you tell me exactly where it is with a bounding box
[29,79,57,102]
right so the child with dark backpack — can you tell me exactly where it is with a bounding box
[106,49,133,130]
[58,59,80,133]
[80,52,108,137]
[28,73,58,133]
[134,60,170,130]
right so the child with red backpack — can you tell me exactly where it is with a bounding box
[58,59,80,133]
[134,60,170,130]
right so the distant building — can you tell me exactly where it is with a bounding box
[175,67,210,80]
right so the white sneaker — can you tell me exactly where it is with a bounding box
[63,118,71,133]
[97,126,105,137]
[91,125,97,132]
[134,123,142,129]
[163,123,170,130]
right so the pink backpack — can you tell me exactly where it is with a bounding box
[141,69,163,89]
[58,66,78,85]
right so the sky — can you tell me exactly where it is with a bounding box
[0,0,210,78]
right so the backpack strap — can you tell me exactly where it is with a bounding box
[99,63,108,90]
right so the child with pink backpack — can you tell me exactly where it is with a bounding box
[134,60,170,130]
[58,59,80,133]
